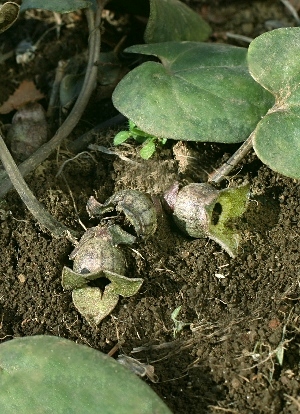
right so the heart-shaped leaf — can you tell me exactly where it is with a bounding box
[20,0,96,13]
[0,2,19,34]
[248,27,300,179]
[145,0,211,43]
[72,285,119,326]
[113,42,274,144]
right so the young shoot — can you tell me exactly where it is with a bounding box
[171,305,191,337]
[114,120,167,159]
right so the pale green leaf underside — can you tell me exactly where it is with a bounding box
[113,42,273,143]
[145,0,211,43]
[248,28,300,178]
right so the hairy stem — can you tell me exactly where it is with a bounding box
[208,132,254,184]
[0,5,103,198]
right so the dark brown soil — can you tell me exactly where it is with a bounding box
[0,1,299,413]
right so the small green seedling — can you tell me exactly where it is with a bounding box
[114,120,167,159]
[171,305,190,337]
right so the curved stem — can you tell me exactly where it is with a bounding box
[0,129,77,238]
[0,4,104,239]
[208,132,254,184]
[0,5,103,198]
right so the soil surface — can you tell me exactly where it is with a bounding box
[0,1,299,413]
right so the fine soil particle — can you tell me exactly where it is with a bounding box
[0,1,299,413]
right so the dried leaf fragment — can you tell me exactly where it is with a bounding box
[0,80,44,114]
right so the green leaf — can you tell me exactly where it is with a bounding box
[248,28,300,179]
[0,2,19,34]
[0,336,172,413]
[171,306,190,337]
[113,42,274,144]
[145,0,211,43]
[20,0,97,13]
[114,131,131,145]
[130,128,153,139]
[251,111,300,179]
[139,139,156,159]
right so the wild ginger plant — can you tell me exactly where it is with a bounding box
[113,29,300,180]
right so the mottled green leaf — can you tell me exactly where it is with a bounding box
[145,0,211,43]
[113,42,273,144]
[248,27,300,179]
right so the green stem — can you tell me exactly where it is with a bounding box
[0,4,103,198]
